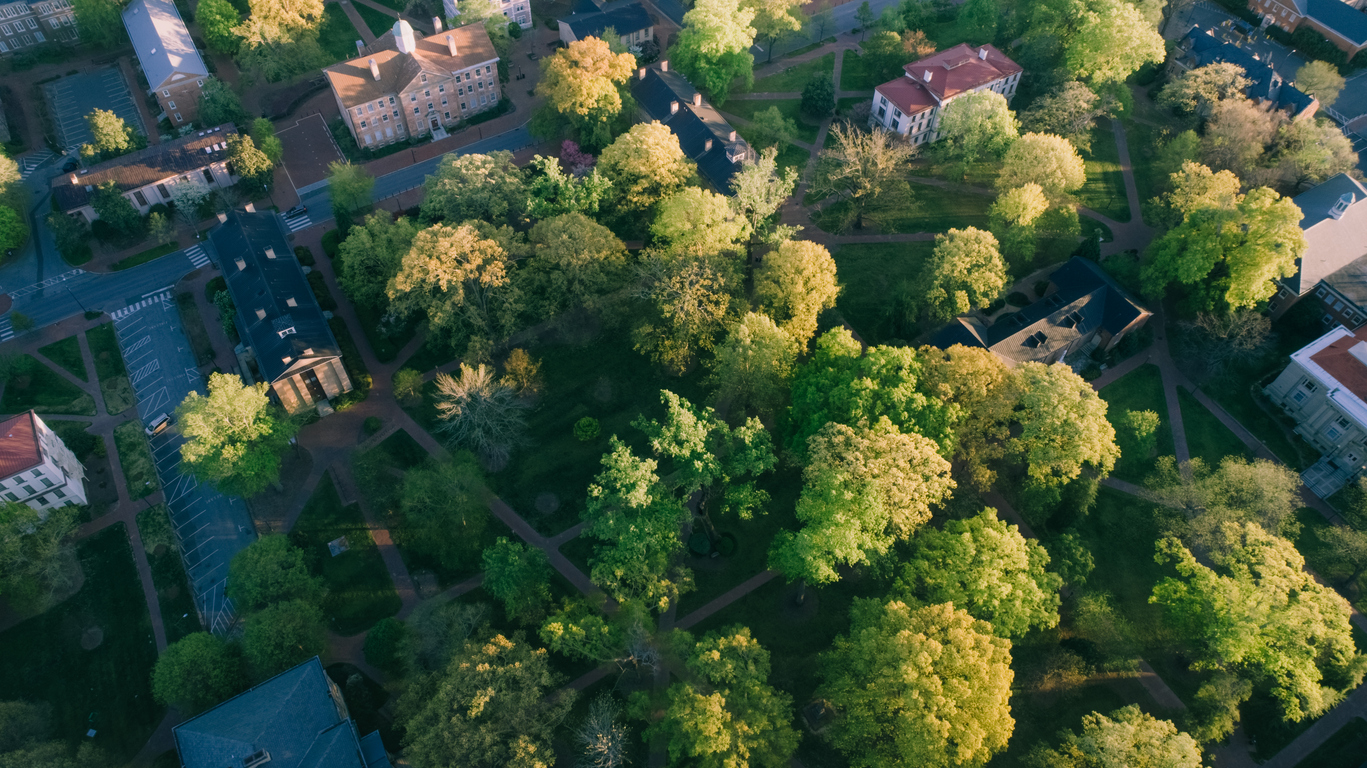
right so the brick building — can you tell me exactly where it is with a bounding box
[123,0,209,126]
[870,43,1022,146]
[1247,0,1367,58]
[0,0,77,55]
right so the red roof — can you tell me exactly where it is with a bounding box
[1311,328,1367,401]
[899,43,1022,103]
[874,76,937,118]
[0,411,43,478]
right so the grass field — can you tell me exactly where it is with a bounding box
[354,301,419,364]
[830,241,937,345]
[319,4,364,62]
[0,525,162,760]
[87,323,134,415]
[719,99,821,144]
[1292,717,1367,768]
[114,420,160,499]
[37,336,86,381]
[1098,364,1175,484]
[1,354,96,415]
[1176,387,1252,467]
[1078,124,1131,223]
[136,504,203,644]
[816,189,994,235]
[839,50,885,91]
[1202,382,1320,470]
[749,52,834,93]
[732,124,812,172]
[290,474,402,635]
[110,242,177,271]
[353,2,396,37]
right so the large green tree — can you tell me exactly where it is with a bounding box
[1145,456,1302,553]
[1295,60,1345,108]
[398,455,492,572]
[996,132,1086,200]
[226,134,274,188]
[80,109,141,162]
[633,252,738,374]
[226,535,324,612]
[820,600,1015,768]
[1019,81,1117,153]
[175,373,298,497]
[198,0,243,53]
[598,121,695,212]
[729,147,799,243]
[1009,361,1119,486]
[917,227,1008,321]
[0,502,78,612]
[932,90,1019,167]
[197,78,249,128]
[674,0,757,104]
[152,632,244,714]
[709,312,798,418]
[482,537,553,624]
[91,181,144,241]
[420,151,527,225]
[533,36,637,149]
[652,187,751,257]
[811,124,914,231]
[241,599,327,677]
[524,156,613,219]
[1062,0,1164,83]
[327,160,375,217]
[1157,62,1251,117]
[337,211,418,313]
[523,212,628,316]
[1028,706,1202,768]
[72,0,126,48]
[233,0,330,82]
[744,0,804,62]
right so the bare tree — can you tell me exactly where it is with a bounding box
[433,363,530,468]
[1175,309,1276,380]
[810,124,916,231]
[574,695,630,768]
[171,177,211,238]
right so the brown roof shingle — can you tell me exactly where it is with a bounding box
[0,411,43,478]
[324,22,498,108]
[898,43,1022,103]
[50,123,237,212]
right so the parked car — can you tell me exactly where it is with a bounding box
[61,158,79,173]
[145,413,171,437]
[284,205,308,219]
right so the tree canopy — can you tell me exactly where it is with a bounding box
[226,535,325,612]
[1028,706,1202,768]
[523,212,628,316]
[1009,361,1119,485]
[535,36,637,149]
[753,239,840,348]
[152,633,244,714]
[674,0,757,104]
[933,90,1019,166]
[710,312,798,418]
[997,132,1086,199]
[599,121,696,212]
[175,373,299,497]
[338,211,418,313]
[421,151,527,225]
[917,227,1008,321]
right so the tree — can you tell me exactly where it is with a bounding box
[80,109,140,162]
[524,156,613,219]
[599,121,695,212]
[997,132,1086,199]
[226,535,324,611]
[807,0,834,41]
[47,212,90,264]
[523,212,627,316]
[72,0,125,48]
[241,599,327,677]
[388,222,525,357]
[1028,706,1202,768]
[933,90,1019,167]
[1019,82,1117,153]
[1145,456,1303,552]
[197,78,248,128]
[175,372,299,497]
[641,627,800,767]
[364,617,408,673]
[812,125,915,230]
[420,151,526,224]
[1157,62,1251,117]
[1009,361,1119,485]
[1200,98,1281,177]
[393,368,425,405]
[249,118,283,165]
[198,0,243,53]
[1064,0,1165,83]
[989,183,1049,263]
[710,312,798,417]
[152,633,243,714]
[633,252,738,374]
[729,147,799,243]
[534,37,637,149]
[1118,409,1160,461]
[902,27,936,57]
[1156,161,1241,228]
[863,30,913,83]
[746,105,798,150]
[0,208,30,254]
[674,0,757,104]
[171,176,211,234]
[338,211,418,313]
[400,634,573,768]
[327,161,374,216]
[1141,186,1305,311]
[575,695,630,768]
[800,73,836,117]
[1174,309,1275,379]
[958,0,998,45]
[899,508,1062,638]
[652,187,751,256]
[226,134,273,188]
[482,537,553,623]
[819,600,1014,768]
[233,0,330,82]
[855,0,875,38]
[1153,523,1367,722]
[1316,524,1367,588]
[0,700,52,753]
[1188,673,1254,744]
[916,227,1007,321]
[919,343,1014,489]
[397,455,491,571]
[1046,532,1095,586]
[1295,60,1345,108]
[1273,117,1359,187]
[0,502,78,611]
[745,0,804,62]
[433,364,529,465]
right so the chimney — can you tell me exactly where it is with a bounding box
[446,34,457,56]
[234,258,247,270]
[356,40,364,55]
[670,100,679,114]
[433,16,442,32]
[728,130,736,141]
[245,202,255,212]
[978,47,988,60]
[924,69,933,81]
[692,92,701,106]
[704,138,713,152]
[660,60,668,72]
[217,212,228,223]
[395,20,416,54]
[638,67,646,79]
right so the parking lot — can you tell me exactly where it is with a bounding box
[42,66,143,154]
[114,291,254,636]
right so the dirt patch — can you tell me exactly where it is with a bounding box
[534,492,560,516]
[79,625,104,650]
[592,376,613,403]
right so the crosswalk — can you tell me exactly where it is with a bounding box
[9,268,85,300]
[0,316,13,343]
[284,213,313,233]
[111,290,173,321]
[18,150,55,180]
[186,245,210,269]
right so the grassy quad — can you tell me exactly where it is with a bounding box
[36,336,87,382]
[113,420,160,499]
[86,322,134,415]
[136,504,203,644]
[1,354,96,416]
[1176,387,1252,467]
[719,99,822,144]
[831,241,936,345]
[1077,125,1131,223]
[748,52,834,93]
[1097,364,1176,484]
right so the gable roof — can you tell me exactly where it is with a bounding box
[561,1,653,39]
[324,21,498,108]
[1281,174,1367,295]
[122,0,207,89]
[49,124,236,212]
[211,211,343,384]
[1180,27,1317,113]
[173,658,385,768]
[631,64,752,194]
[0,411,43,478]
[897,43,1021,104]
[931,257,1150,365]
[1306,0,1367,45]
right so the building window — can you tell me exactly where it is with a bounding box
[427,102,434,110]
[388,96,395,105]
[174,113,182,122]
[410,93,417,101]
[424,89,431,98]
[2,493,15,502]
[413,107,419,114]
[53,488,65,499]
[168,100,175,109]
[367,103,374,113]
[134,190,148,206]
[1292,391,1306,403]
[163,89,170,96]
[458,86,464,95]
[21,485,34,495]
[460,102,466,110]
[1323,314,1335,325]
[421,74,427,82]
[1304,380,1318,393]
[1338,417,1352,430]
[438,84,445,92]
[197,79,203,86]
[203,168,214,184]
[382,113,389,122]
[444,111,451,119]
[361,120,368,129]
[33,495,46,505]
[40,478,53,488]
[891,119,899,131]
[157,184,170,199]
[485,65,492,74]
[1327,426,1342,440]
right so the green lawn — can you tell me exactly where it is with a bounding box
[1,355,96,415]
[839,50,885,91]
[113,420,160,499]
[0,525,162,760]
[329,317,372,410]
[86,323,134,416]
[1292,717,1367,768]
[1125,122,1167,225]
[1098,364,1176,484]
[37,336,86,381]
[290,474,402,635]
[353,2,396,37]
[1077,124,1131,223]
[136,504,202,644]
[831,241,937,345]
[47,420,98,458]
[816,188,995,235]
[719,99,821,144]
[1176,387,1252,467]
[319,3,364,62]
[110,242,178,271]
[732,125,811,172]
[748,52,834,93]
[1201,382,1320,470]
[354,301,418,364]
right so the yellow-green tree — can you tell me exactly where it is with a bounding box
[175,373,299,497]
[599,121,695,212]
[996,132,1086,199]
[753,240,840,349]
[917,227,1007,321]
[534,36,637,149]
[673,0,757,104]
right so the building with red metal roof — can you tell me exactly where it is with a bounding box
[870,43,1023,146]
[0,410,87,514]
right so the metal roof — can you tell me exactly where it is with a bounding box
[122,0,207,89]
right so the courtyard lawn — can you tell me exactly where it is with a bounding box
[87,322,134,415]
[1098,364,1176,484]
[1177,387,1252,467]
[732,125,812,172]
[353,2,396,37]
[831,241,936,345]
[319,3,364,62]
[0,525,162,760]
[290,474,402,635]
[1202,381,1320,470]
[815,188,994,236]
[136,504,202,644]
[839,50,882,91]
[37,336,86,381]
[354,302,418,364]
[1,355,96,415]
[1078,124,1132,223]
[749,52,834,93]
[719,99,821,144]
[114,420,160,499]
[1292,717,1367,768]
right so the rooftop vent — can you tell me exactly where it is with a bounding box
[1329,192,1356,221]
[728,130,737,141]
[660,60,668,71]
[243,750,272,768]
[286,297,297,307]
[705,138,713,152]
[255,308,267,320]
[264,247,276,259]
[638,67,646,79]
[245,203,256,212]
[1023,330,1048,348]
[217,212,228,223]
[234,258,247,270]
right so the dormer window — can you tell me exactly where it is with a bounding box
[264,247,276,259]
[421,73,427,82]
[255,308,267,320]
[1329,193,1355,221]
[286,297,297,307]
[243,750,272,768]
[277,326,296,338]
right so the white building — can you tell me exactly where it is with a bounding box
[0,411,87,513]
[869,43,1022,146]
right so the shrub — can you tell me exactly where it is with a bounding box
[10,312,33,332]
[293,245,316,267]
[321,229,342,258]
[1006,292,1029,307]
[363,416,382,435]
[508,20,522,38]
[364,617,407,673]
[801,74,835,118]
[394,368,424,405]
[574,416,600,442]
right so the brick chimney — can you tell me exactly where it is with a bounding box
[670,100,678,114]
[369,58,381,80]
[638,67,646,79]
[660,60,668,71]
[433,16,442,32]
[704,138,713,152]
[446,34,457,56]
[692,92,701,106]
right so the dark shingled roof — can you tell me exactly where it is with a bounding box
[1306,0,1367,45]
[1180,27,1317,110]
[211,211,342,384]
[931,257,1149,365]
[50,124,236,212]
[173,657,391,768]
[631,64,752,194]
[1281,174,1367,296]
[562,0,653,39]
